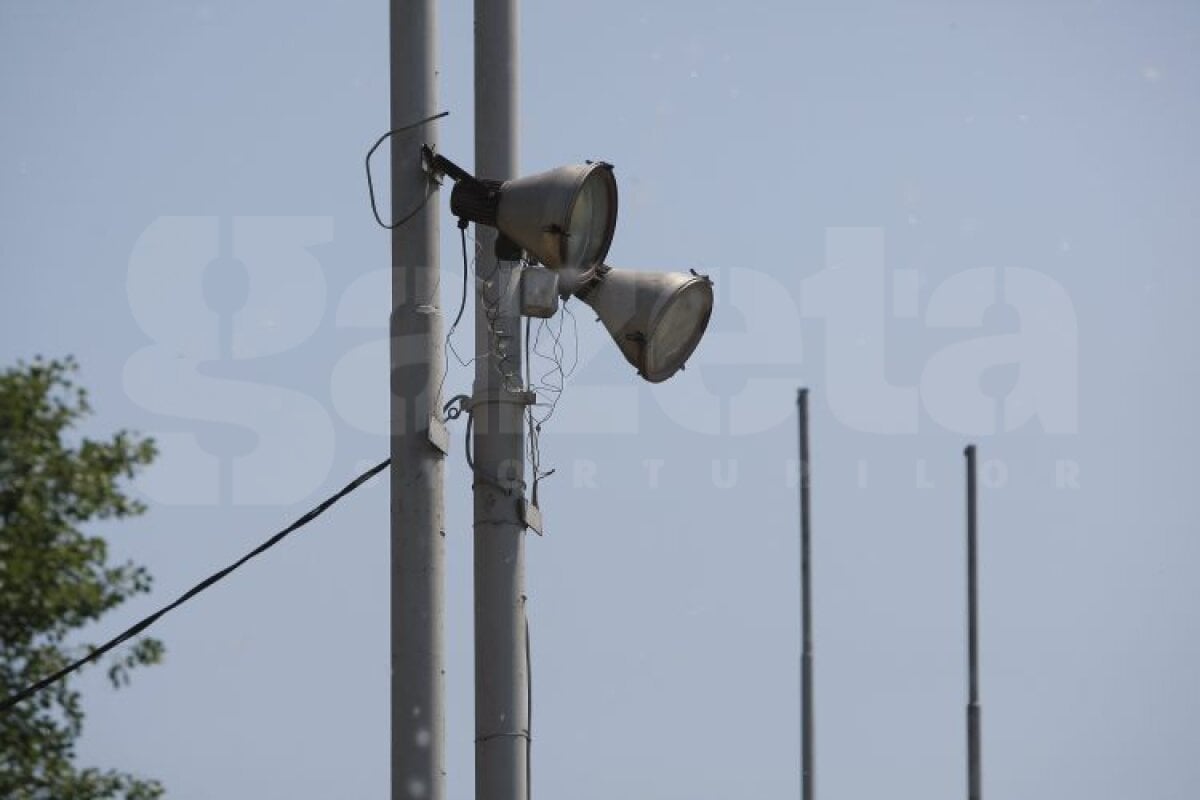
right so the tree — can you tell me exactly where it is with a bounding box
[0,357,164,799]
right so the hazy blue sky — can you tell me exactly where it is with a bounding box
[2,1,1198,799]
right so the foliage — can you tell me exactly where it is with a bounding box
[0,357,164,799]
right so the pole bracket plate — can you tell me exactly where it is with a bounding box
[520,498,544,536]
[428,415,450,455]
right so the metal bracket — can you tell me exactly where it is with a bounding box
[419,144,442,185]
[425,148,474,184]
[428,415,450,455]
[520,498,544,536]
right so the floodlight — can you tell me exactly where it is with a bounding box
[427,151,617,287]
[576,265,714,383]
[423,149,711,383]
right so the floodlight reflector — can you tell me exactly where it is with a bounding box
[578,265,714,383]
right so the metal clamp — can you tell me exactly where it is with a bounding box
[470,389,537,410]
[475,729,530,744]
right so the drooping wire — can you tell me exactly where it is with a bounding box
[524,317,548,507]
[531,300,579,430]
[440,232,524,496]
[561,302,581,381]
[522,296,585,508]
[533,310,567,414]
[442,244,573,507]
[365,110,449,230]
[450,226,470,333]
[436,226,477,412]
[477,254,523,394]
[464,406,476,472]
[0,458,392,714]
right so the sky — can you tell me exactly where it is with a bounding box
[2,1,1198,799]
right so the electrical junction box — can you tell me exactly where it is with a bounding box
[520,266,559,319]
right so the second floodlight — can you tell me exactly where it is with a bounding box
[578,265,714,383]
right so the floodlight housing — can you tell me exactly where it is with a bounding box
[431,151,618,283]
[492,162,617,272]
[577,265,714,383]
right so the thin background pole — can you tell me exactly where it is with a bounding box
[389,0,447,796]
[965,444,982,800]
[798,388,815,800]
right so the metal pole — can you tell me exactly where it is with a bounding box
[473,1,529,799]
[390,0,446,797]
[965,444,982,800]
[797,389,815,800]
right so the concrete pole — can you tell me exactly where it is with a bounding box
[390,0,446,798]
[965,444,982,800]
[472,1,530,799]
[797,389,815,800]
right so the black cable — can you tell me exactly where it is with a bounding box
[465,409,475,470]
[451,225,470,333]
[365,110,449,229]
[435,225,475,407]
[0,458,391,714]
